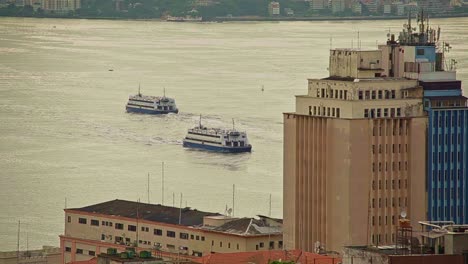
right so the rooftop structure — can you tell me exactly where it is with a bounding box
[68,199,218,227]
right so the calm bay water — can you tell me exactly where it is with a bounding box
[0,17,467,251]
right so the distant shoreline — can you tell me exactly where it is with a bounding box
[1,13,468,22]
[211,13,468,22]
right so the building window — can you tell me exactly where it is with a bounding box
[67,216,71,223]
[417,49,425,55]
[336,108,340,118]
[180,233,189,240]
[228,243,231,249]
[269,241,275,249]
[371,91,376,100]
[220,242,223,247]
[167,231,176,238]
[279,241,283,249]
[190,234,194,239]
[384,108,388,117]
[91,220,99,226]
[167,244,175,250]
[201,236,205,241]
[196,235,200,240]
[76,249,83,254]
[78,218,87,224]
[364,109,369,118]
[259,242,264,248]
[396,108,401,116]
[128,225,137,232]
[65,247,71,252]
[237,243,240,250]
[378,90,382,99]
[115,223,123,230]
[89,251,95,256]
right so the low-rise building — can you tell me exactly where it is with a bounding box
[60,200,282,264]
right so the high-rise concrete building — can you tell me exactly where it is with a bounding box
[283,48,427,252]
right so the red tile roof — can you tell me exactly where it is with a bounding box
[196,250,341,264]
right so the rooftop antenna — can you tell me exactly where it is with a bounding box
[26,232,29,257]
[163,87,166,98]
[147,173,150,204]
[232,184,235,217]
[357,30,360,50]
[269,194,272,217]
[136,199,140,249]
[178,193,183,225]
[16,220,20,264]
[232,119,235,130]
[161,162,165,205]
[199,114,202,128]
[138,83,141,96]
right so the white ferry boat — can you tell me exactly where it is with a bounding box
[126,87,178,115]
[183,118,252,153]
[166,15,203,22]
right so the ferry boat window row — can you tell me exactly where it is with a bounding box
[309,106,341,118]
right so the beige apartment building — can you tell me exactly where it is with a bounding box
[283,48,426,253]
[60,200,282,264]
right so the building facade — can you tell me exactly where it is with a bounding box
[283,48,427,252]
[60,200,282,264]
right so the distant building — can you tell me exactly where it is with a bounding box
[352,1,362,14]
[41,0,80,14]
[331,0,345,13]
[60,200,283,264]
[383,4,391,14]
[268,1,280,16]
[391,2,405,16]
[362,0,378,13]
[309,0,328,10]
[284,7,294,16]
[114,0,125,12]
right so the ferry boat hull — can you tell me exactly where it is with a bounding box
[126,106,179,115]
[183,140,252,153]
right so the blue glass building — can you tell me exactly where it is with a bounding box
[423,81,468,224]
